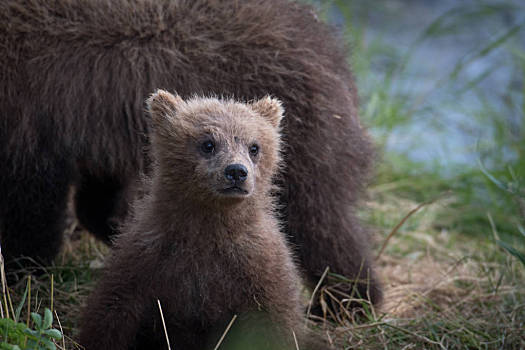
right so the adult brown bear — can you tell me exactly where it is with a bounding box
[0,0,381,305]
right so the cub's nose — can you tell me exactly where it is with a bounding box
[224,164,248,183]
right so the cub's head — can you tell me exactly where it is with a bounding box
[146,90,284,204]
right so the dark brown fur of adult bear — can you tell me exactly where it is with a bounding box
[79,91,319,349]
[0,0,380,305]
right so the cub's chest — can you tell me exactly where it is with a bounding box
[161,236,269,319]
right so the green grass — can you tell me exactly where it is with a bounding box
[325,0,525,244]
[0,235,104,349]
[2,1,525,349]
[324,0,525,347]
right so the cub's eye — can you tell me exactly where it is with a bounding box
[249,144,259,157]
[201,140,215,154]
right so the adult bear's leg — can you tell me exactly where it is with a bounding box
[74,174,131,245]
[282,94,382,308]
[0,155,72,274]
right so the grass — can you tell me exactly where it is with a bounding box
[2,0,525,349]
[3,194,524,349]
[0,232,104,349]
[341,190,524,348]
[319,0,525,347]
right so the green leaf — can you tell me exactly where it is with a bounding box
[39,337,57,350]
[0,318,17,328]
[43,328,63,340]
[31,312,42,329]
[22,329,38,339]
[496,240,525,267]
[0,344,21,350]
[43,309,53,330]
[25,339,38,348]
[16,321,29,333]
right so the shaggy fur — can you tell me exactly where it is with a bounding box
[79,92,310,349]
[0,0,380,304]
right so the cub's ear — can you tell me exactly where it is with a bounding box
[250,96,284,128]
[146,89,185,126]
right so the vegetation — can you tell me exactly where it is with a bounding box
[2,0,524,349]
[311,0,525,348]
[0,309,63,350]
[0,256,64,350]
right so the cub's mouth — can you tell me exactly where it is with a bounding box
[219,186,249,196]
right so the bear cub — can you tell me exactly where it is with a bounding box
[79,91,315,349]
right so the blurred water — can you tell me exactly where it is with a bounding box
[327,0,524,172]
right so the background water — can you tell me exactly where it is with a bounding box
[317,0,524,175]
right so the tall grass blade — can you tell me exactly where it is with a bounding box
[496,240,525,267]
[14,281,29,323]
[478,159,519,196]
[451,24,523,79]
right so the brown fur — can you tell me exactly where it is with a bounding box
[0,0,380,304]
[79,92,310,349]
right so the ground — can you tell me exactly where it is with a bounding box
[1,184,523,349]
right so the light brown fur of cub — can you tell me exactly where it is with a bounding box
[79,91,318,350]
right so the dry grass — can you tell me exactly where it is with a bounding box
[1,192,524,349]
[307,192,525,349]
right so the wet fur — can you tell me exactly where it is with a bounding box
[0,0,380,303]
[79,93,309,349]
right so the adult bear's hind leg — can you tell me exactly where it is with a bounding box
[0,156,72,275]
[74,175,131,245]
[282,98,382,310]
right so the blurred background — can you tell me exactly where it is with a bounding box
[306,0,524,245]
[297,2,525,347]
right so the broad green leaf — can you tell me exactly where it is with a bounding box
[30,313,42,329]
[43,309,53,330]
[0,344,21,350]
[22,327,40,338]
[43,328,63,340]
[39,337,57,350]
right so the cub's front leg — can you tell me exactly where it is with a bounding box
[79,257,150,350]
